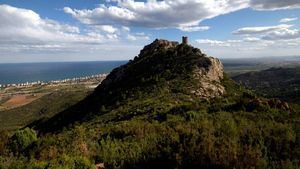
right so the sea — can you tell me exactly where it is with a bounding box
[0,61,127,85]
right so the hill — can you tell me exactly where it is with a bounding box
[233,67,300,104]
[33,39,225,132]
[0,39,299,169]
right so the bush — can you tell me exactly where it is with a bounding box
[9,128,38,153]
[73,156,93,169]
[27,160,48,169]
[46,155,93,169]
[0,156,4,169]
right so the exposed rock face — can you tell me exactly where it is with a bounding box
[99,39,225,99]
[139,39,179,57]
[248,98,290,111]
[192,56,225,98]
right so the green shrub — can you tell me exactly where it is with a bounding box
[46,154,73,169]
[46,155,93,169]
[27,160,48,169]
[73,156,93,169]
[10,128,38,153]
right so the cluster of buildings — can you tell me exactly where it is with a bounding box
[0,74,107,89]
[0,81,45,88]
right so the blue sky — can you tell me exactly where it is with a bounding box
[0,0,299,63]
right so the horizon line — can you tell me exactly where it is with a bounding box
[1,55,299,64]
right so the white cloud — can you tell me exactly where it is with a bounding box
[64,0,300,29]
[106,33,119,40]
[194,37,300,58]
[262,28,300,40]
[63,0,249,29]
[279,17,298,23]
[196,22,300,58]
[233,23,300,41]
[0,4,151,64]
[127,34,137,41]
[232,24,293,35]
[0,4,106,46]
[2,1,300,61]
[127,32,149,41]
[227,40,243,43]
[243,37,261,42]
[94,25,118,34]
[195,39,232,47]
[0,4,152,59]
[122,26,130,32]
[177,26,210,32]
[196,37,282,49]
[250,0,300,10]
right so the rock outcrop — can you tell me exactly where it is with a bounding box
[98,39,225,99]
[192,56,225,98]
[249,98,290,111]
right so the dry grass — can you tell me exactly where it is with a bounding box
[1,93,45,110]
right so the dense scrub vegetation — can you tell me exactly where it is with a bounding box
[0,75,299,169]
[233,67,300,104]
[0,41,299,169]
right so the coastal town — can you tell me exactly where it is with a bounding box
[0,74,107,89]
[0,74,107,110]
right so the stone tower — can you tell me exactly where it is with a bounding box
[182,36,188,44]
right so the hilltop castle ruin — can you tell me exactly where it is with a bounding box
[182,36,188,44]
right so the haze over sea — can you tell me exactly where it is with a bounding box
[0,61,127,85]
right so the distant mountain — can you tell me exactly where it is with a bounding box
[1,39,299,169]
[221,56,300,76]
[233,67,300,104]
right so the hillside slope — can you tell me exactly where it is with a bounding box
[233,67,300,103]
[1,39,299,169]
[0,86,91,131]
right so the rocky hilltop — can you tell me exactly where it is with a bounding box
[97,39,225,99]
[32,38,227,132]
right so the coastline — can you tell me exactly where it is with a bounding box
[0,61,126,86]
[0,73,108,89]
[0,73,108,111]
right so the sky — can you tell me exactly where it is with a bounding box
[0,0,299,63]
